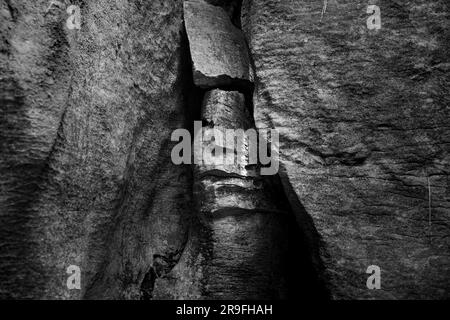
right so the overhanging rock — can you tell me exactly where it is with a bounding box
[184,0,253,89]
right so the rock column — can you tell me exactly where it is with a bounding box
[183,0,288,299]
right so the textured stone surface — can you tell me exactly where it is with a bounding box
[173,169,291,297]
[184,0,253,88]
[194,176,280,214]
[195,89,256,176]
[202,89,251,129]
[242,0,450,299]
[179,76,325,298]
[157,175,292,299]
[202,0,241,25]
[3,0,447,301]
[195,127,258,177]
[196,210,288,299]
[185,85,291,298]
[0,0,190,299]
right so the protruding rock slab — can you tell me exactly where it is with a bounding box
[184,0,253,89]
[194,176,281,215]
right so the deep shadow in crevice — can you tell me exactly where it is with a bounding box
[178,0,331,300]
[0,78,49,299]
[263,167,331,300]
[182,26,206,132]
[140,267,156,300]
[235,0,330,299]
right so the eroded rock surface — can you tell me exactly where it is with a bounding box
[242,0,450,299]
[155,85,293,299]
[0,0,190,299]
[2,0,448,301]
[202,0,241,25]
[202,89,251,129]
[195,90,257,177]
[184,0,253,88]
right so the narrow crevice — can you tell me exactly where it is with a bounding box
[152,0,330,300]
[262,171,331,299]
[140,267,156,300]
[235,0,330,299]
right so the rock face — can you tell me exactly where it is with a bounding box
[157,84,321,299]
[152,1,326,299]
[0,0,190,299]
[203,0,241,22]
[202,89,251,130]
[1,0,448,300]
[242,0,450,299]
[195,90,256,176]
[184,0,253,88]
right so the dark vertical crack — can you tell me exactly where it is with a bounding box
[142,0,330,300]
[263,171,331,299]
[235,0,330,299]
[140,267,156,300]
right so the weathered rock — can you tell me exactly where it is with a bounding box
[84,157,192,300]
[194,176,280,214]
[186,86,290,298]
[0,0,190,299]
[202,89,252,129]
[195,90,257,177]
[152,206,290,300]
[198,210,289,299]
[184,0,253,89]
[194,127,259,177]
[3,0,447,301]
[202,0,241,24]
[242,0,450,299]
[151,172,293,299]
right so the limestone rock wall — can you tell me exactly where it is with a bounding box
[0,0,189,299]
[151,0,327,300]
[1,0,448,300]
[153,0,286,299]
[242,0,450,299]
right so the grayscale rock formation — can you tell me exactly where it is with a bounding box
[0,0,191,299]
[242,0,450,300]
[184,0,253,89]
[0,0,448,300]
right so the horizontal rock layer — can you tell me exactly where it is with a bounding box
[190,87,290,298]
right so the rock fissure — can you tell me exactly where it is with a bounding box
[1,0,447,300]
[146,0,328,300]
